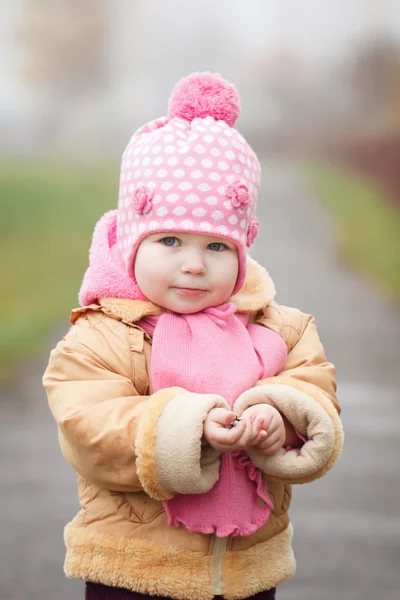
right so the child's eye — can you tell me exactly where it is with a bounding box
[161,237,179,247]
[208,242,227,252]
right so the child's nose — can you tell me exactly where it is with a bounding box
[181,251,206,275]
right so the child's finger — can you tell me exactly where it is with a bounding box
[227,418,247,442]
[214,419,246,445]
[257,430,284,452]
[261,438,285,455]
[251,429,268,446]
[210,408,236,426]
[248,416,268,445]
[235,419,257,448]
[241,414,259,437]
[265,418,279,436]
[255,415,268,434]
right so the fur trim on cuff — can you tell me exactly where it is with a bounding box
[233,383,343,484]
[155,392,230,495]
[135,387,186,501]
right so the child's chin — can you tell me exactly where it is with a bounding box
[170,303,206,315]
[167,298,211,314]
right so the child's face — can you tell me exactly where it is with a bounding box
[134,232,239,313]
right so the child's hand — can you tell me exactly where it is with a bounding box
[241,404,286,455]
[203,408,257,453]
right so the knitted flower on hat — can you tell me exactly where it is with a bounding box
[117,72,261,294]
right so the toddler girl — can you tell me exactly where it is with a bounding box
[43,72,343,600]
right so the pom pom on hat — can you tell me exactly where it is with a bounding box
[168,72,241,127]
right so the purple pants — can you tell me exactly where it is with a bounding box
[85,582,276,600]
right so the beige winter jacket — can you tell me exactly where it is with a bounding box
[43,258,343,600]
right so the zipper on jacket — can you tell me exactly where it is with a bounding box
[212,535,229,596]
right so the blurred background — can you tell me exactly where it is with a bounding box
[0,1,399,599]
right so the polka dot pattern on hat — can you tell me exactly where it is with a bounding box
[117,115,260,268]
[115,72,261,296]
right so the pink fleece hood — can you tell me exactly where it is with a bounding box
[79,210,147,305]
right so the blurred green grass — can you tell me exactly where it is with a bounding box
[0,159,118,379]
[305,162,400,305]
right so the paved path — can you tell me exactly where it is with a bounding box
[255,161,400,600]
[1,160,399,600]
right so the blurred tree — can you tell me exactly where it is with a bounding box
[347,38,400,132]
[17,0,109,147]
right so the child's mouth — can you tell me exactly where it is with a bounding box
[173,287,208,297]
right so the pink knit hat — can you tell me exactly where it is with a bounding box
[117,72,261,294]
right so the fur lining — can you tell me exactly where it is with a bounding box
[233,383,342,484]
[79,211,149,306]
[100,297,163,323]
[223,524,295,599]
[155,392,228,494]
[271,378,344,482]
[64,523,215,600]
[135,387,185,501]
[230,256,275,313]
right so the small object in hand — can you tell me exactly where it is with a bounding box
[227,418,241,429]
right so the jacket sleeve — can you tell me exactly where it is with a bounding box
[233,306,344,485]
[43,310,228,500]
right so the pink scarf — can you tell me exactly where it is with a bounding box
[139,303,287,537]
